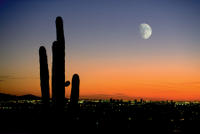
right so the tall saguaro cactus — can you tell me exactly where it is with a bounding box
[39,16,75,112]
[39,46,50,107]
[52,17,66,111]
[70,74,80,108]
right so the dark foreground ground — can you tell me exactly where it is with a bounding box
[0,99,200,133]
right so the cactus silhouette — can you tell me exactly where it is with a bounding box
[70,74,80,109]
[39,46,50,108]
[39,16,77,112]
[52,16,67,111]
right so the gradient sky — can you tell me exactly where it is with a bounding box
[1,0,200,100]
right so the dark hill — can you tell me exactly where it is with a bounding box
[0,93,40,100]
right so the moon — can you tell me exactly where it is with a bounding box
[139,23,152,39]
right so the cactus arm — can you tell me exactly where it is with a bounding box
[39,46,50,107]
[70,74,80,106]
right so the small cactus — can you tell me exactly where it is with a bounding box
[70,74,80,109]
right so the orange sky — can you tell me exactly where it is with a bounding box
[1,53,200,101]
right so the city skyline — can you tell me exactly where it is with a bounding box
[1,0,200,100]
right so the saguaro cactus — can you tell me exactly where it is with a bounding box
[52,17,66,111]
[70,74,80,107]
[39,16,73,112]
[39,46,50,107]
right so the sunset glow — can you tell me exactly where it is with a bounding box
[1,0,200,101]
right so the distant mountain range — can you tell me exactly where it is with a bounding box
[0,93,41,100]
[80,93,134,100]
[80,93,165,101]
[0,93,167,101]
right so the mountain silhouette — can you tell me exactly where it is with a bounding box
[0,93,40,100]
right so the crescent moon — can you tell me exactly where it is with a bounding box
[139,23,152,39]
